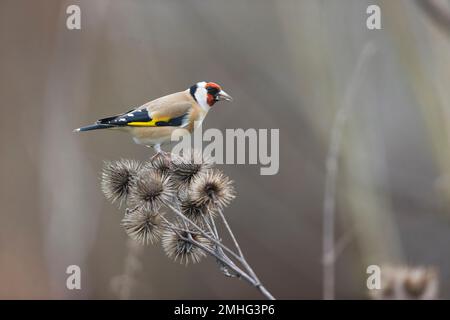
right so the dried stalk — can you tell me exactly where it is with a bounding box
[322,43,375,300]
[166,203,275,300]
[416,0,450,36]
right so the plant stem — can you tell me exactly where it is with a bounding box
[164,221,255,285]
[166,203,275,300]
[322,43,375,300]
[167,203,244,263]
[217,209,263,288]
[416,0,450,36]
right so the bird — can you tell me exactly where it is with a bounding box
[74,81,232,153]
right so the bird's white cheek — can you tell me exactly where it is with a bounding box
[195,89,210,112]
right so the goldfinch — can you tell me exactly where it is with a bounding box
[74,81,232,152]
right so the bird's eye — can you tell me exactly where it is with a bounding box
[207,87,219,95]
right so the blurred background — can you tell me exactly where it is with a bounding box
[1,0,450,299]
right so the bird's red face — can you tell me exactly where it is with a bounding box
[204,82,233,107]
[189,81,233,109]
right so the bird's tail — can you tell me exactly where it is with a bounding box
[73,123,115,132]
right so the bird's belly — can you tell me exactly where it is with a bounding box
[130,126,190,146]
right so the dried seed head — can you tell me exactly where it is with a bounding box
[170,150,213,187]
[146,153,172,176]
[121,210,164,245]
[369,265,439,300]
[180,194,215,225]
[101,159,141,206]
[128,168,174,212]
[190,170,235,210]
[404,268,438,299]
[162,225,212,265]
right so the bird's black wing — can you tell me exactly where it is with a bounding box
[97,108,189,127]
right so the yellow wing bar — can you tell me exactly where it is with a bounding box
[127,117,170,127]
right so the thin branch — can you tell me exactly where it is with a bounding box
[207,215,220,239]
[217,208,274,300]
[202,215,239,278]
[333,230,354,260]
[166,203,244,263]
[416,0,450,36]
[186,236,274,301]
[166,203,275,300]
[322,43,375,300]
[217,208,245,258]
[159,214,247,279]
[201,215,217,238]
[217,210,258,280]
[161,209,247,279]
[175,229,256,287]
[160,216,203,236]
[125,205,141,215]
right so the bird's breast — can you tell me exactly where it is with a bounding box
[130,126,192,146]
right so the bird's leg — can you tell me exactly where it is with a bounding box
[150,144,166,161]
[154,144,162,153]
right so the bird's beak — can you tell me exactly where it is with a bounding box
[216,90,233,102]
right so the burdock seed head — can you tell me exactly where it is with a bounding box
[128,168,174,212]
[190,170,235,210]
[162,225,212,265]
[146,153,172,176]
[403,267,438,299]
[180,194,215,225]
[121,210,164,245]
[101,159,142,206]
[170,150,212,187]
[369,265,439,300]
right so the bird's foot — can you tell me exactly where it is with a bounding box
[150,152,162,161]
[150,145,170,161]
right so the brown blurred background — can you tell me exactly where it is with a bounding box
[1,0,450,299]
